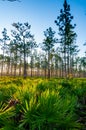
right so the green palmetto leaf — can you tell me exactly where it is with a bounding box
[19,89,81,130]
[0,103,16,128]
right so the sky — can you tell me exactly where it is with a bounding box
[0,0,86,57]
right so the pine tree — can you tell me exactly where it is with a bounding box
[42,27,57,78]
[55,0,78,77]
[12,22,34,78]
[0,28,10,76]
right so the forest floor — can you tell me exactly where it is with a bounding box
[0,77,86,130]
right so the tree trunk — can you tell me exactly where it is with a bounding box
[48,51,50,78]
[23,39,27,78]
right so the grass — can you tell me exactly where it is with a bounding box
[0,77,86,129]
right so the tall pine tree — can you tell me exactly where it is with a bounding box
[55,0,78,77]
[42,27,57,78]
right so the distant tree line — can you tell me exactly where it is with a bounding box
[0,0,86,78]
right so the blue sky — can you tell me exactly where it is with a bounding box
[0,0,86,57]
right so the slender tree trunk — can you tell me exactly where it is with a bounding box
[61,52,64,78]
[10,60,13,76]
[1,60,4,76]
[1,49,5,76]
[19,51,22,76]
[14,63,17,76]
[31,66,32,77]
[23,38,27,78]
[48,51,50,78]
[19,59,22,76]
[67,51,70,76]
[30,55,33,77]
[70,56,73,76]
[64,44,67,77]
[7,61,10,76]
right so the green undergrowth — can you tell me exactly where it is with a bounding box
[0,77,86,130]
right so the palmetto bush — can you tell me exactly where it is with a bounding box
[0,102,16,129]
[0,82,18,103]
[74,81,86,129]
[0,77,85,129]
[19,89,81,130]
